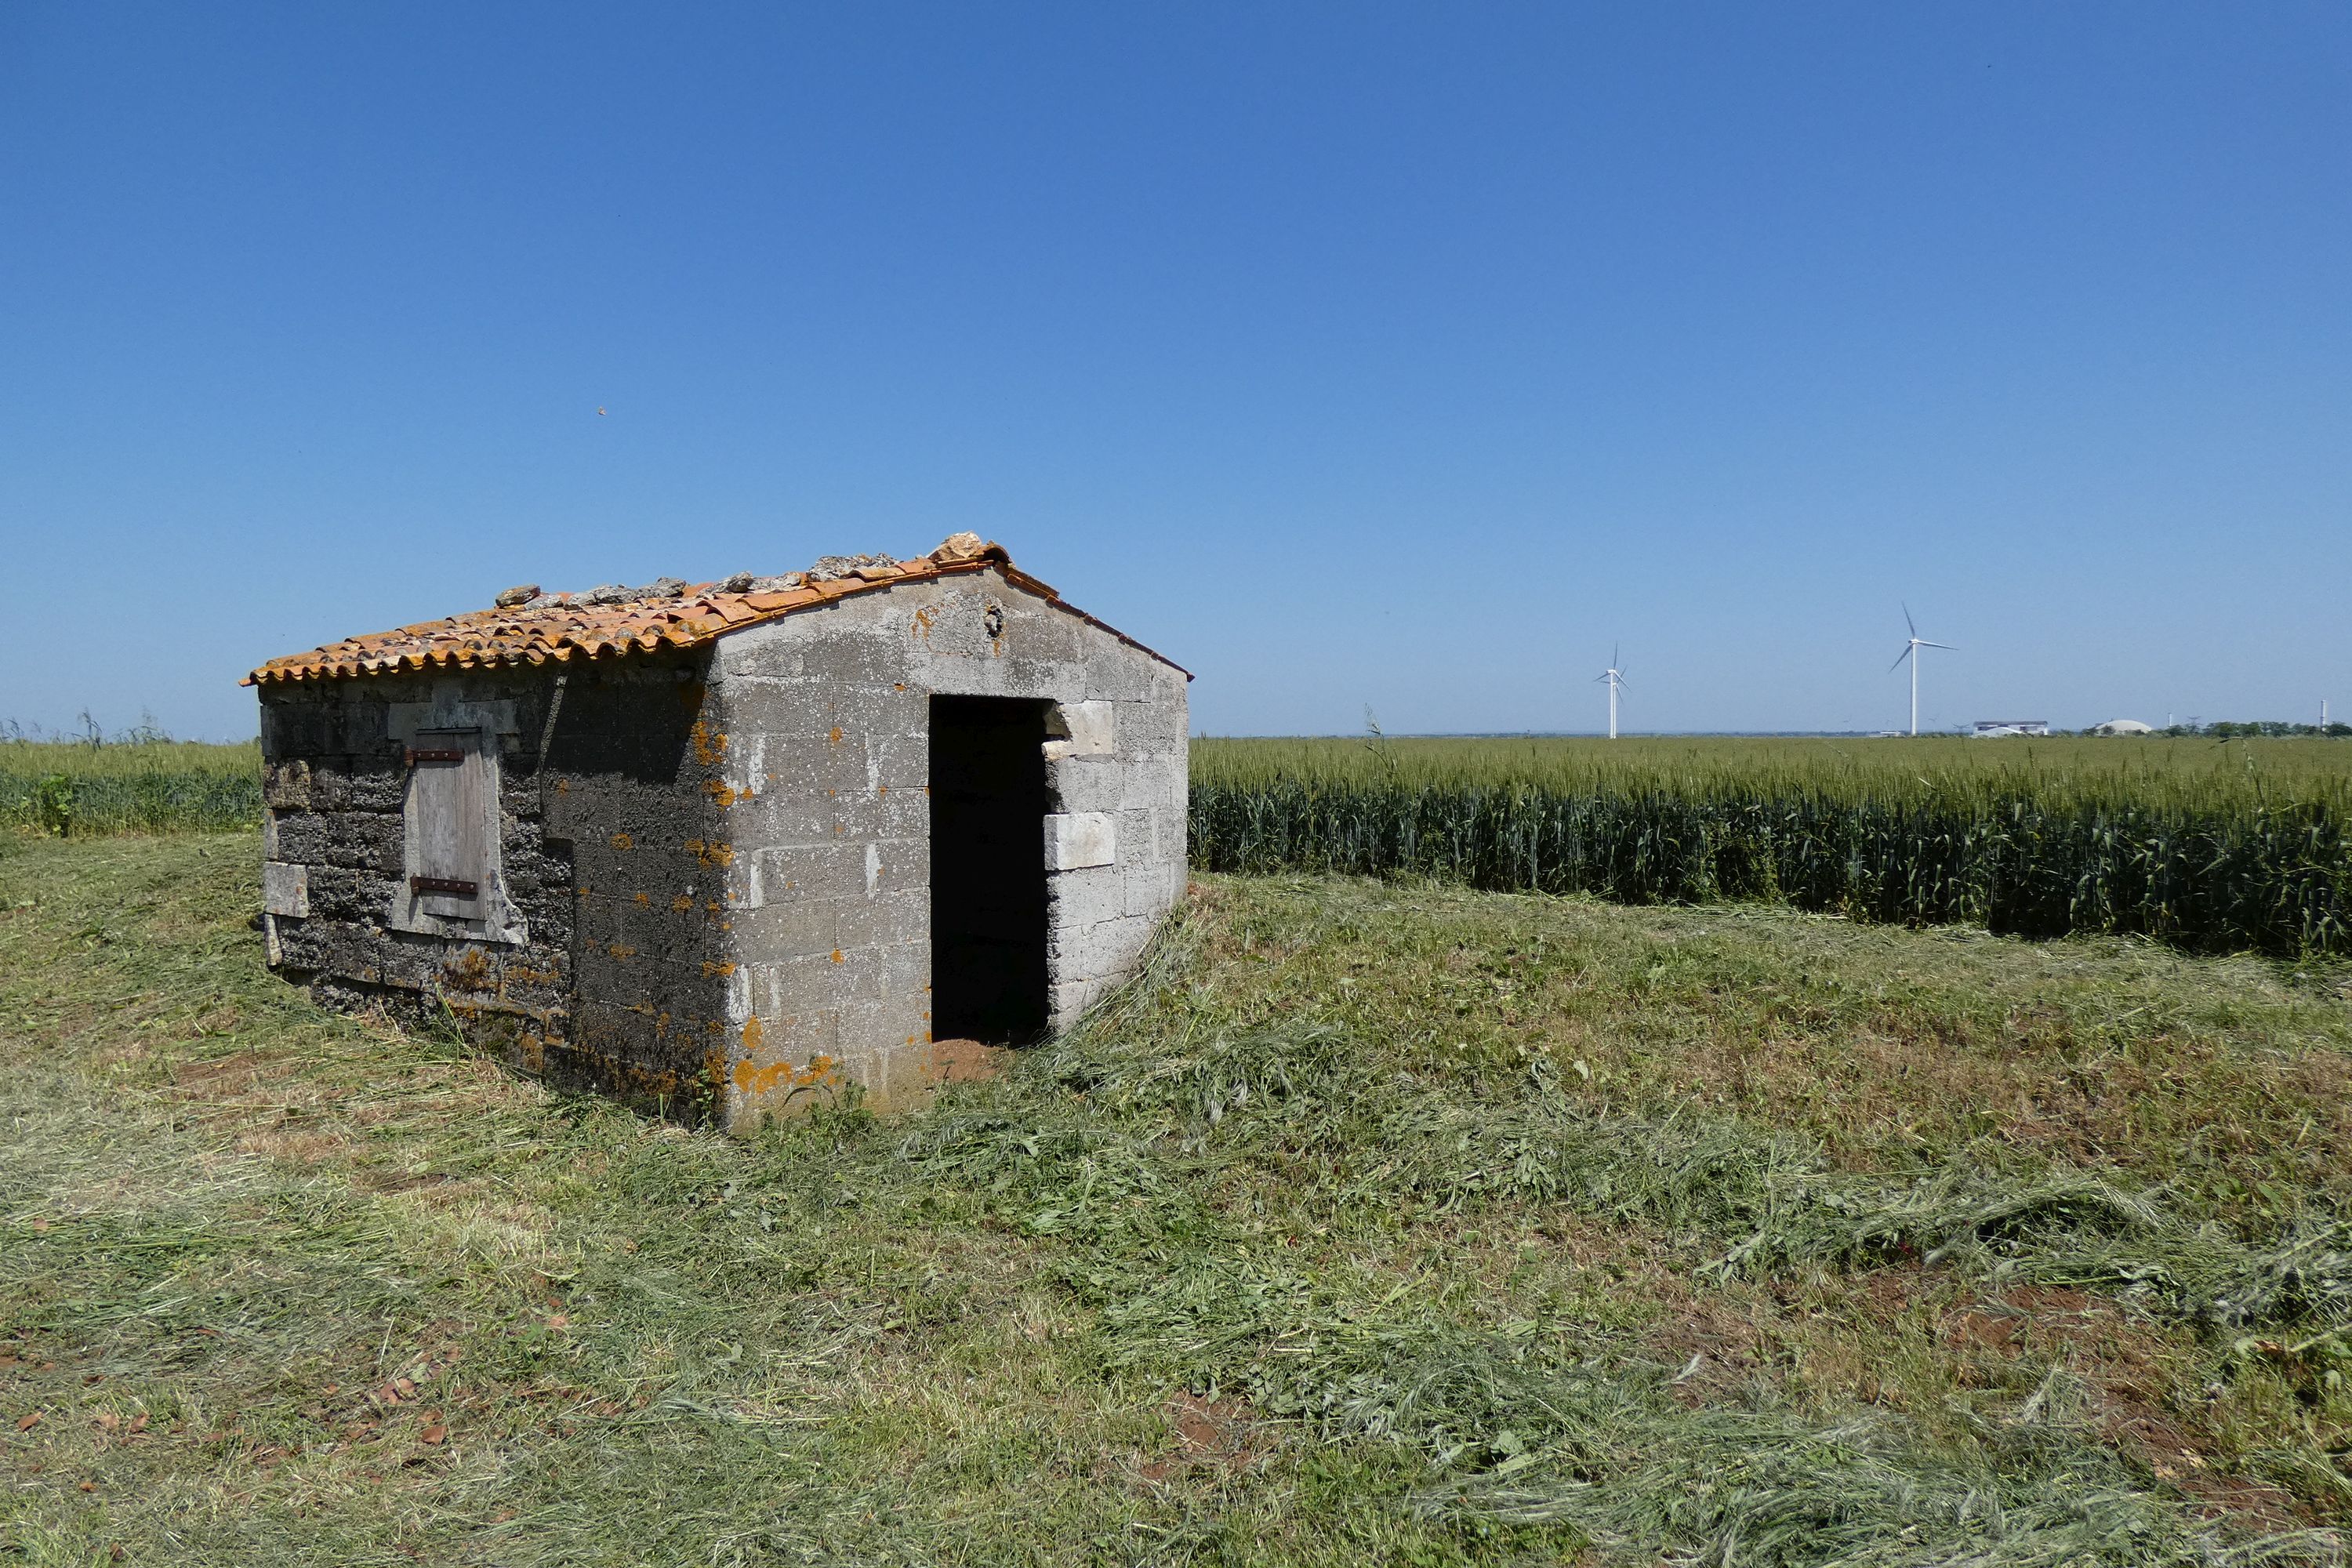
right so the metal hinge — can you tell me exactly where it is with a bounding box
[410,875,481,897]
[406,747,466,765]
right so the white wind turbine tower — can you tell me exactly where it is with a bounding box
[1595,646,1628,739]
[1888,604,1955,736]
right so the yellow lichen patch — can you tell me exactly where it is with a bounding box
[554,777,571,794]
[830,949,844,964]
[634,891,651,906]
[440,949,495,993]
[684,840,734,869]
[608,943,636,960]
[911,606,935,640]
[742,1015,764,1054]
[672,894,695,913]
[690,720,729,768]
[609,833,634,851]
[828,726,844,746]
[701,779,753,809]
[701,960,736,978]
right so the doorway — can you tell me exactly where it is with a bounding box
[929,695,1051,1043]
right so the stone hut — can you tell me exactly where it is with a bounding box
[246,535,1188,1129]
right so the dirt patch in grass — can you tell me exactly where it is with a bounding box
[1139,1390,1265,1483]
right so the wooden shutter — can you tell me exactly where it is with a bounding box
[408,728,487,913]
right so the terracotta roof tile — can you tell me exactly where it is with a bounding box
[245,537,1188,685]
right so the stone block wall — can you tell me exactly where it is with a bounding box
[258,567,1188,1132]
[258,655,739,1118]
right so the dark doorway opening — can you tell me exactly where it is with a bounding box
[930,696,1051,1044]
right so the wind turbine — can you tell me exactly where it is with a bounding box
[1888,605,1955,736]
[1595,646,1628,739]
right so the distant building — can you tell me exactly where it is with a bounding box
[1972,720,2050,738]
[2092,719,2154,735]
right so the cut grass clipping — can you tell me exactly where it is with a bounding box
[6,837,2352,1563]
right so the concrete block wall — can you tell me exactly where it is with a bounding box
[706,568,1187,1129]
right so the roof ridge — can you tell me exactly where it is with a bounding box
[243,533,1184,685]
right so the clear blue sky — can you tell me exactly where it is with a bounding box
[3,4,2346,739]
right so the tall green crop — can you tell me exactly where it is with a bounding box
[1189,736,2352,956]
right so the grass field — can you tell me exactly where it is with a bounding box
[1196,734,2352,806]
[0,741,260,837]
[6,833,2352,1563]
[1194,735,2352,956]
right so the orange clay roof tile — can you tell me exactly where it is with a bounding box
[245,538,1188,686]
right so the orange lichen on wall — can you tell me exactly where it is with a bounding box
[730,1052,839,1098]
[685,839,734,868]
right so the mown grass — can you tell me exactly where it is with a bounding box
[1192,736,2352,956]
[8,835,2352,1563]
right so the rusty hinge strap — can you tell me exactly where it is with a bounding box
[410,875,480,897]
[406,747,466,765]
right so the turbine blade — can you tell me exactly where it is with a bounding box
[1921,641,1956,651]
[1903,601,1917,637]
[1612,643,1620,669]
[1889,645,1914,672]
